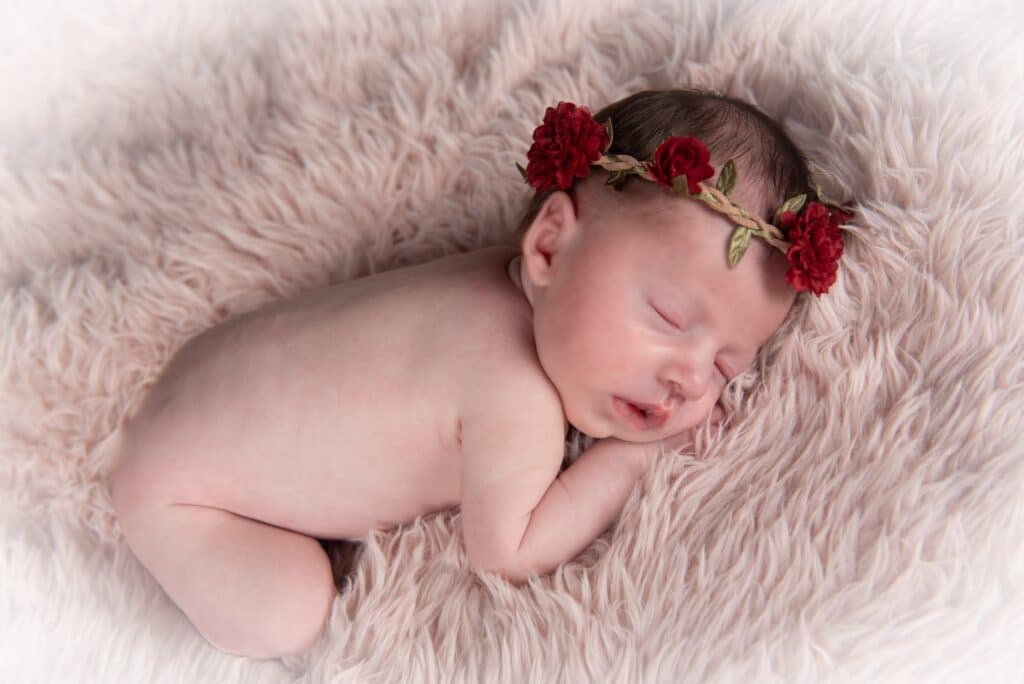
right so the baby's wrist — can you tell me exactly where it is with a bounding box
[619,438,660,476]
[587,437,652,477]
[629,430,696,473]
[634,443,659,475]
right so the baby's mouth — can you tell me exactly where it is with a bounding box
[635,401,671,427]
[614,397,671,430]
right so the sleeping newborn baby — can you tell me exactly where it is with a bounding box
[106,88,853,659]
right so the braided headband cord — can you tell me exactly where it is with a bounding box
[591,152,792,253]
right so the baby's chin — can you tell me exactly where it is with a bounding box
[563,396,714,441]
[583,417,696,444]
[561,404,614,440]
[565,395,716,444]
[612,413,716,443]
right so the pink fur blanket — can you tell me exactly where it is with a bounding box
[2,0,1022,680]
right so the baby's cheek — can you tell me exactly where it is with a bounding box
[709,402,726,425]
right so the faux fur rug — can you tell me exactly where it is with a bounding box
[3,0,1023,681]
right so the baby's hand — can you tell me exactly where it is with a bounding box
[593,429,695,478]
[598,401,729,475]
[657,427,698,452]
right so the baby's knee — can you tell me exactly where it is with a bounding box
[210,551,336,659]
[265,554,337,657]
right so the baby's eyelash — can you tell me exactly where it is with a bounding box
[653,302,734,381]
[652,304,676,328]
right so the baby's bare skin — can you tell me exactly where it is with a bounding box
[117,244,540,541]
[109,166,796,658]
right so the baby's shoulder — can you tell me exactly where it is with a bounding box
[441,255,538,370]
[412,246,562,426]
[457,353,567,472]
[455,339,566,437]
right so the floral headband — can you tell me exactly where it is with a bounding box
[515,102,855,296]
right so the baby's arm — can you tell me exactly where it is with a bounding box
[506,438,654,580]
[458,377,670,584]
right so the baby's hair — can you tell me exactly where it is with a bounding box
[514,88,816,240]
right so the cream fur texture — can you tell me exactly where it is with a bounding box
[2,0,1023,681]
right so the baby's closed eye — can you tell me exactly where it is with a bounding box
[650,300,738,383]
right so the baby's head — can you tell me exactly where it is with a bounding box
[510,88,852,441]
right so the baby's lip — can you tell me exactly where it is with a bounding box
[628,399,672,429]
[632,400,670,414]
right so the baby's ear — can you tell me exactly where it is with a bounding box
[521,191,580,288]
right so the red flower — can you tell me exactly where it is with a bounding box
[780,202,851,296]
[525,102,609,192]
[646,136,715,194]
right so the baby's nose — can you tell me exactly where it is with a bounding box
[663,364,713,402]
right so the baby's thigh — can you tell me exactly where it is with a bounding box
[110,473,335,658]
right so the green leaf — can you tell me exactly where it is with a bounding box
[772,193,807,224]
[728,226,752,267]
[604,169,630,187]
[516,162,528,182]
[715,160,737,197]
[671,176,690,195]
[603,119,614,151]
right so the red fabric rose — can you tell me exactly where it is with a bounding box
[780,202,851,296]
[525,102,609,193]
[646,136,715,194]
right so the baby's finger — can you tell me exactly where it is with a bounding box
[661,427,697,452]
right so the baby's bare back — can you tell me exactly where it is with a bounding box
[120,245,530,540]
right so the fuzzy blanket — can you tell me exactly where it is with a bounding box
[2,0,1023,681]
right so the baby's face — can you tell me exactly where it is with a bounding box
[518,172,797,442]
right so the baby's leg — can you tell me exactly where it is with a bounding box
[110,480,337,659]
